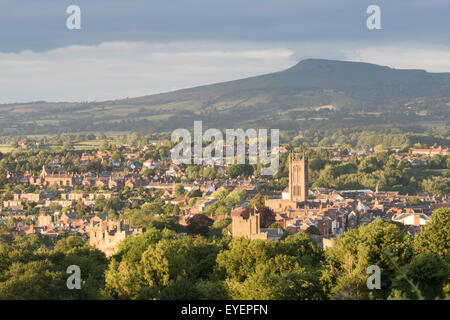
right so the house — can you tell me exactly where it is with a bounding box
[37,212,54,227]
[112,160,121,167]
[392,211,430,226]
[410,146,449,156]
[143,159,156,170]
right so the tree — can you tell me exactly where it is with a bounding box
[174,185,185,197]
[142,168,155,178]
[202,167,217,180]
[0,260,65,300]
[228,164,253,178]
[216,234,324,299]
[224,189,247,206]
[187,189,202,198]
[94,195,107,212]
[173,204,181,215]
[186,214,214,236]
[414,208,450,259]
[306,225,321,235]
[240,207,275,228]
[0,234,107,300]
[225,255,324,300]
[421,176,450,195]
[212,188,230,201]
[248,194,265,209]
[391,252,448,300]
[322,219,413,299]
[110,237,221,299]
[61,141,74,152]
[209,219,232,239]
[54,235,86,252]
[358,157,379,174]
[158,278,202,300]
[112,152,121,162]
[104,197,123,216]
[148,215,185,233]
[141,202,164,216]
[214,206,230,217]
[105,228,177,299]
[49,203,62,212]
[0,167,7,187]
[428,154,445,169]
[406,197,421,206]
[75,199,87,218]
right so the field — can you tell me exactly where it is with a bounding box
[0,139,121,154]
[1,59,449,137]
[0,144,13,153]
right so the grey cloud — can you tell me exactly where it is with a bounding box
[0,0,449,53]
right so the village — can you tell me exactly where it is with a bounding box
[0,140,448,257]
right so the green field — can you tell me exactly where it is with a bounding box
[1,59,449,137]
[0,139,121,154]
[409,168,450,180]
[0,144,13,153]
[74,140,107,151]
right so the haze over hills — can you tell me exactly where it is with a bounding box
[1,59,449,136]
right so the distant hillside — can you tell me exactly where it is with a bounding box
[1,59,449,136]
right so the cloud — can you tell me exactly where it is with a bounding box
[1,0,449,53]
[0,40,449,104]
[0,41,297,103]
[343,44,450,72]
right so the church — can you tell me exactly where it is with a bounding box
[29,166,76,187]
[230,152,309,240]
[265,152,309,212]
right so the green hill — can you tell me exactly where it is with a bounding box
[1,59,449,136]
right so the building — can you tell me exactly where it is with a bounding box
[392,210,430,226]
[30,166,75,187]
[265,152,309,212]
[230,208,283,241]
[89,216,142,257]
[289,153,308,203]
[231,209,268,240]
[37,212,53,227]
[14,192,44,203]
[410,146,449,156]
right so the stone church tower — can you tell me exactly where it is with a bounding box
[289,153,308,202]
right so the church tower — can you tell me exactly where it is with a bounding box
[40,165,47,179]
[289,153,308,203]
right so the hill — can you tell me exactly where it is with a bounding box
[1,59,449,136]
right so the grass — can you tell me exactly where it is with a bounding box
[0,144,13,153]
[0,139,121,154]
[74,140,107,151]
[409,168,449,180]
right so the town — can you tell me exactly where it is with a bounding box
[1,0,449,309]
[0,133,449,300]
[1,135,448,254]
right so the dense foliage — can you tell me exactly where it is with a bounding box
[1,208,448,300]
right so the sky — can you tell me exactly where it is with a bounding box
[0,0,449,103]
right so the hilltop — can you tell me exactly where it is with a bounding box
[1,59,449,136]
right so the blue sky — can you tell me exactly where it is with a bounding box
[1,0,449,102]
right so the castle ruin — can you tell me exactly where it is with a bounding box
[89,216,142,257]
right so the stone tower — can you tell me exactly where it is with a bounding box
[40,165,47,179]
[231,209,268,240]
[289,152,308,202]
